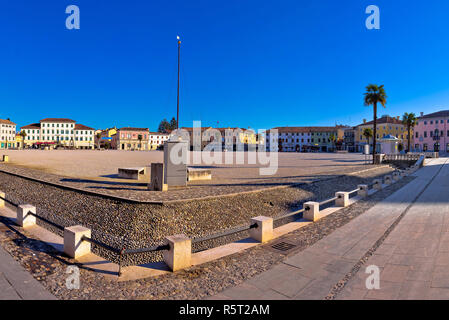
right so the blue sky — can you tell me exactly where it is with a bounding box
[1,0,449,131]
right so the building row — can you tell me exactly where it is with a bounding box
[1,110,449,153]
[0,118,170,151]
[343,111,449,153]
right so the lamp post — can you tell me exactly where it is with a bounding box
[177,35,181,130]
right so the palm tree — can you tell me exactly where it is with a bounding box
[19,131,27,149]
[138,134,143,150]
[364,84,387,163]
[362,128,373,147]
[96,132,102,149]
[329,133,337,151]
[402,112,417,153]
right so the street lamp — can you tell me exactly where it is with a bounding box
[177,35,181,130]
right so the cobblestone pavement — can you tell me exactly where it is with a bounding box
[0,151,379,202]
[0,240,55,300]
[0,169,412,300]
[209,158,449,300]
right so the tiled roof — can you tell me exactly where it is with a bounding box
[356,116,403,127]
[149,132,169,135]
[269,126,341,134]
[419,110,449,119]
[118,127,149,132]
[40,118,76,123]
[0,119,16,125]
[21,123,41,129]
[75,124,95,131]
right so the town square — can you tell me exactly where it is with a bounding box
[1,0,449,313]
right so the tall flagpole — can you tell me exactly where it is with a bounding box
[177,35,181,130]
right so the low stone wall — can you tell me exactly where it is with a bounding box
[0,165,398,266]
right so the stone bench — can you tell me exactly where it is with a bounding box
[118,167,146,180]
[187,168,212,181]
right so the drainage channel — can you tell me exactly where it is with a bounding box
[324,159,448,300]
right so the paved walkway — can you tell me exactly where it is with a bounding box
[210,157,449,300]
[0,245,56,300]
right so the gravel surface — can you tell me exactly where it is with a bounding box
[0,174,415,300]
[0,165,395,266]
[0,151,382,202]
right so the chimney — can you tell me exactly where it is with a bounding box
[363,119,366,124]
[420,112,424,117]
[397,116,400,120]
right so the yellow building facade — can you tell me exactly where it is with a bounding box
[355,115,411,152]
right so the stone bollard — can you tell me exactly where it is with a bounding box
[250,216,273,243]
[335,192,350,207]
[2,155,9,162]
[358,185,368,198]
[384,175,392,185]
[64,225,92,259]
[303,202,320,222]
[17,204,37,228]
[163,234,191,272]
[373,179,382,190]
[0,191,4,208]
[400,171,407,178]
[393,172,400,181]
[148,163,168,191]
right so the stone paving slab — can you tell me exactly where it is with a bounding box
[212,158,449,300]
[338,157,449,300]
[0,244,56,300]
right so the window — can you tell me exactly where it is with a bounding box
[416,132,419,138]
[424,131,427,138]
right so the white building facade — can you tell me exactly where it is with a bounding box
[266,127,312,152]
[0,119,17,149]
[149,132,170,150]
[21,118,95,149]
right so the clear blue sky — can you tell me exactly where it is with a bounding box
[1,0,449,131]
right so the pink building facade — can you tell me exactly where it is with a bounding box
[111,127,150,151]
[413,110,449,153]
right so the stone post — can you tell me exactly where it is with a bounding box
[335,192,350,207]
[64,226,92,259]
[250,216,273,243]
[2,155,9,162]
[17,204,37,228]
[163,234,191,272]
[303,202,320,222]
[148,163,168,191]
[0,191,4,208]
[384,175,392,185]
[163,139,188,187]
[393,172,400,181]
[373,179,382,190]
[357,185,368,198]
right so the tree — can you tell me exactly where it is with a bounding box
[364,84,387,163]
[402,112,417,152]
[158,119,171,133]
[363,128,373,146]
[169,117,178,131]
[19,131,27,149]
[158,117,178,133]
[329,133,337,151]
[96,132,102,149]
[138,134,143,150]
